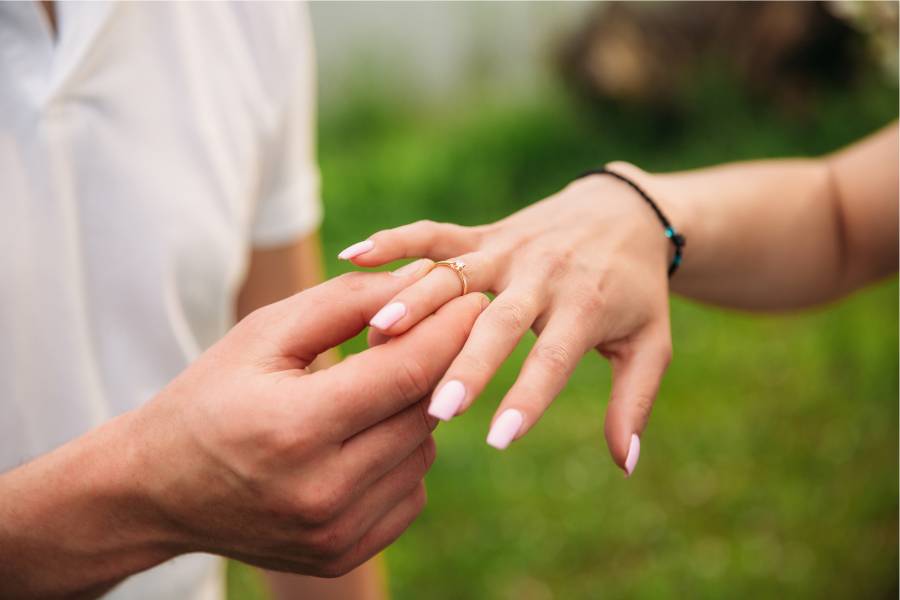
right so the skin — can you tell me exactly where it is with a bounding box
[35,3,387,597]
[0,263,488,599]
[344,122,898,475]
[40,1,56,36]
[237,235,387,599]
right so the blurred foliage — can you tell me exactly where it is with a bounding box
[229,62,898,599]
[561,2,870,117]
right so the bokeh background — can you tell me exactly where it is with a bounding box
[231,2,899,598]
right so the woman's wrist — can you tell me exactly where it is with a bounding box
[571,161,690,278]
[603,161,697,281]
[604,162,693,238]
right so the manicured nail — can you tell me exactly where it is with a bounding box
[391,258,428,277]
[369,302,406,330]
[428,380,466,421]
[624,433,641,477]
[486,409,524,450]
[337,239,374,260]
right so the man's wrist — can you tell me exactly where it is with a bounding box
[0,411,180,597]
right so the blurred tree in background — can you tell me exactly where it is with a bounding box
[561,2,895,117]
[230,3,898,598]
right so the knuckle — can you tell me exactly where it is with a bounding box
[413,219,440,234]
[311,517,361,560]
[572,286,606,316]
[633,392,655,420]
[393,358,432,400]
[236,304,275,336]
[447,223,475,246]
[416,398,440,432]
[299,497,338,526]
[470,223,494,243]
[456,351,492,377]
[536,248,574,279]
[335,271,369,293]
[261,422,303,458]
[316,561,351,579]
[489,300,529,332]
[657,341,673,368]
[465,226,487,249]
[533,341,574,373]
[413,482,428,512]
[295,480,347,525]
[643,333,673,370]
[307,524,346,559]
[419,436,437,471]
[398,483,428,525]
[318,553,361,579]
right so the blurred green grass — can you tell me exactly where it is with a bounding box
[229,70,898,599]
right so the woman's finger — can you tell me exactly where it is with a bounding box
[426,287,544,421]
[603,327,672,477]
[368,252,495,335]
[337,220,479,267]
[483,314,589,450]
[305,292,487,441]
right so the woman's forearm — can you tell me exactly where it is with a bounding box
[617,123,898,310]
[649,157,845,310]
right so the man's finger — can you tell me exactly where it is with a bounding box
[303,292,489,440]
[248,260,432,366]
[327,437,435,553]
[337,220,479,268]
[340,399,436,489]
[330,482,427,577]
[603,329,672,477]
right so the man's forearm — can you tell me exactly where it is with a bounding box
[0,412,175,599]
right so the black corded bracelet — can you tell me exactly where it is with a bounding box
[578,167,686,277]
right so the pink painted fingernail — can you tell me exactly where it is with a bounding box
[486,409,524,450]
[428,380,466,421]
[624,433,641,477]
[391,259,428,277]
[338,239,374,260]
[369,302,406,330]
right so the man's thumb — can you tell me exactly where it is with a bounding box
[244,260,432,366]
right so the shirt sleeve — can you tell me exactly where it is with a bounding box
[250,5,322,248]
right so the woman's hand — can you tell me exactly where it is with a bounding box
[339,162,679,475]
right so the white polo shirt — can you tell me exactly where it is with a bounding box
[0,2,321,598]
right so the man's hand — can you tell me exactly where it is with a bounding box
[145,262,488,574]
[0,261,487,598]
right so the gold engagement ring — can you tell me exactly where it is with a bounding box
[430,259,469,295]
